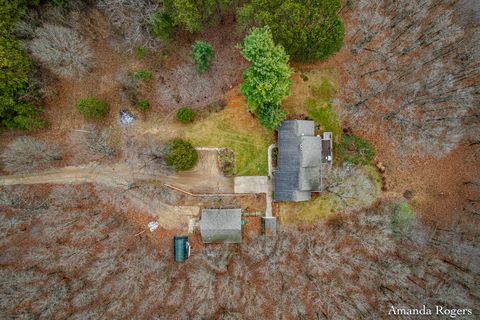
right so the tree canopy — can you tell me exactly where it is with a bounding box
[237,0,344,62]
[0,0,44,130]
[239,26,291,129]
[164,139,198,171]
[163,0,232,33]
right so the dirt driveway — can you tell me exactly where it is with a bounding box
[0,150,233,229]
[0,150,233,192]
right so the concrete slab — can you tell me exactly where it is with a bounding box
[234,176,273,217]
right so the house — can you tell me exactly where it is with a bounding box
[274,120,332,202]
[199,209,242,243]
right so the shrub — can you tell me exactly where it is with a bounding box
[133,69,153,81]
[176,107,194,123]
[239,26,291,129]
[164,139,198,171]
[137,100,150,111]
[135,47,148,59]
[28,24,92,77]
[76,97,109,120]
[192,40,214,73]
[149,11,175,42]
[218,148,235,176]
[1,136,61,173]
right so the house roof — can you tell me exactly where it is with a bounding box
[200,209,242,243]
[274,120,323,202]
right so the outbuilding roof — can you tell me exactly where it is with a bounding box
[200,209,242,243]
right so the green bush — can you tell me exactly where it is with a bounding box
[176,107,194,123]
[149,11,175,42]
[236,0,344,62]
[135,47,148,59]
[137,100,150,111]
[164,139,198,171]
[133,70,153,81]
[76,97,109,120]
[192,40,214,73]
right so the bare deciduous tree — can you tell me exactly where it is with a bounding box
[1,183,479,319]
[1,136,61,173]
[28,24,92,77]
[97,0,159,50]
[72,127,117,159]
[338,0,480,157]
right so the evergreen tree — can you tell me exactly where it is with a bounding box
[239,26,291,129]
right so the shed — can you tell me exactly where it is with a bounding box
[173,236,190,263]
[200,209,242,243]
[261,217,277,236]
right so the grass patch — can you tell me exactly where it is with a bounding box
[391,202,415,238]
[336,135,375,165]
[279,165,381,224]
[283,69,338,115]
[306,100,342,141]
[279,194,337,224]
[133,69,153,81]
[310,76,336,102]
[362,164,382,194]
[185,105,274,176]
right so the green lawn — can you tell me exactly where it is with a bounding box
[185,105,274,176]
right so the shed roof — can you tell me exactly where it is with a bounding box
[200,209,242,243]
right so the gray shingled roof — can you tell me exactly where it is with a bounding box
[274,120,323,202]
[200,209,242,243]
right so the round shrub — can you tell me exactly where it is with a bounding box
[176,107,194,123]
[77,97,109,120]
[164,139,198,171]
[137,100,150,111]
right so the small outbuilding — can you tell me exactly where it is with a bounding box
[173,236,191,263]
[261,217,277,236]
[200,209,242,244]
